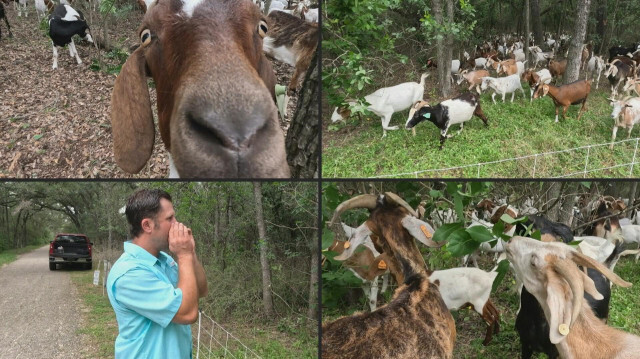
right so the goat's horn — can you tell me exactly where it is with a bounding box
[329,194,378,226]
[552,257,584,327]
[570,251,632,288]
[384,192,418,217]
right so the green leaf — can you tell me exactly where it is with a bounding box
[454,194,464,223]
[446,182,459,195]
[322,230,335,249]
[33,134,43,140]
[433,222,464,243]
[466,225,494,243]
[446,228,478,257]
[501,214,527,224]
[491,259,511,293]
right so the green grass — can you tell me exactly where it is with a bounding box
[0,245,44,267]
[70,270,317,359]
[323,84,640,178]
[71,270,118,358]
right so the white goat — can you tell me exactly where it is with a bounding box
[430,267,500,345]
[587,55,606,89]
[621,224,640,249]
[505,236,638,359]
[331,74,428,138]
[609,97,640,149]
[480,74,525,104]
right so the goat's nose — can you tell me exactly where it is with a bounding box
[184,95,276,150]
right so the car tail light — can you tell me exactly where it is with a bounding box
[88,243,92,257]
[49,242,54,255]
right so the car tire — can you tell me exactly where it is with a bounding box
[49,262,56,271]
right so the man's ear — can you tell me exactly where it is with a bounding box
[141,218,155,233]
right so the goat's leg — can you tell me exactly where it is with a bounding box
[52,44,59,69]
[502,92,506,102]
[491,92,497,104]
[628,124,634,139]
[610,126,619,149]
[474,104,489,126]
[576,99,588,121]
[439,127,449,150]
[510,91,515,102]
[456,122,464,134]
[288,46,314,95]
[554,106,559,123]
[381,273,389,293]
[562,105,569,121]
[369,276,379,311]
[69,39,82,64]
[3,15,12,38]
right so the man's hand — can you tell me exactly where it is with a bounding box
[169,222,195,258]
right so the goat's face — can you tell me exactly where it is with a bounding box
[610,99,629,119]
[506,236,630,344]
[330,106,350,123]
[111,0,289,178]
[533,84,549,99]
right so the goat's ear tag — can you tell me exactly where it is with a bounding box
[377,260,387,270]
[422,113,431,119]
[558,323,570,336]
[343,242,350,249]
[420,225,433,238]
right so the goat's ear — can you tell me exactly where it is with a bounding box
[545,268,573,344]
[258,54,277,101]
[111,46,155,174]
[334,223,372,261]
[401,216,443,248]
[341,222,357,238]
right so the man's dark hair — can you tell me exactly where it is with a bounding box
[126,189,172,238]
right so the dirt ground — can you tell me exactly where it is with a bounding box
[0,5,297,178]
[0,245,92,358]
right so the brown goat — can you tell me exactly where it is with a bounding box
[263,10,318,95]
[548,59,567,83]
[322,193,456,359]
[533,80,591,123]
[111,0,289,178]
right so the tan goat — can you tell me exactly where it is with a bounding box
[111,0,289,178]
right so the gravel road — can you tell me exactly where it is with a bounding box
[0,245,90,359]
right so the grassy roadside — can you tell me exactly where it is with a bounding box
[0,244,45,267]
[70,269,118,358]
[70,269,318,359]
[323,85,640,178]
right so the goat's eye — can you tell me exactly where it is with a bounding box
[258,21,268,38]
[141,29,152,46]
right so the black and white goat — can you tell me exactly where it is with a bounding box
[0,0,12,39]
[48,4,93,70]
[405,92,489,149]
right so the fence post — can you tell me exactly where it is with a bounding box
[196,310,201,359]
[583,146,591,178]
[533,154,538,178]
[631,138,639,176]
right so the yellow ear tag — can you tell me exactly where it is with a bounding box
[343,242,350,249]
[377,260,387,270]
[420,225,433,238]
[558,323,570,336]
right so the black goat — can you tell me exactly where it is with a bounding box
[609,45,638,62]
[48,4,93,69]
[405,92,489,150]
[0,1,13,39]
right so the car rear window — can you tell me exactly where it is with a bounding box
[55,235,88,243]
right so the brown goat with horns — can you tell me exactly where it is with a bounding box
[322,192,456,359]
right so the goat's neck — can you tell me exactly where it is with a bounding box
[553,303,626,359]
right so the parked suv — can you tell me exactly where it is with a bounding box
[49,233,92,270]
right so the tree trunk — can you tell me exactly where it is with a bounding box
[307,229,318,323]
[595,0,607,54]
[564,0,592,84]
[432,0,447,97]
[525,0,531,65]
[600,0,618,57]
[285,50,319,179]
[546,183,563,221]
[531,0,543,46]
[253,182,274,317]
[558,183,576,227]
[443,0,453,98]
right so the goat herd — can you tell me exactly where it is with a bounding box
[330,34,640,151]
[0,0,318,178]
[323,192,640,359]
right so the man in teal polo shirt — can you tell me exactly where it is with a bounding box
[107,189,208,358]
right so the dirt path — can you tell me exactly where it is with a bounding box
[0,245,89,359]
[0,5,296,178]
